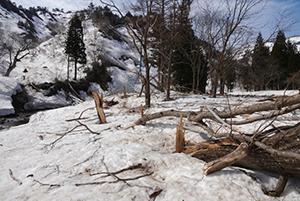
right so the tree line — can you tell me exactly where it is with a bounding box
[239,31,300,91]
[1,0,299,108]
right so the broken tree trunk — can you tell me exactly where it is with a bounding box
[184,123,300,196]
[175,115,185,153]
[92,92,107,124]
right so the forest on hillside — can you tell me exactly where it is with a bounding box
[1,0,300,107]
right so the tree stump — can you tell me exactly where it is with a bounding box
[92,92,107,124]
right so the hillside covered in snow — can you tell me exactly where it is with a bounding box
[0,1,300,200]
[0,0,145,116]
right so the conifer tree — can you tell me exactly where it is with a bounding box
[287,41,300,74]
[251,32,273,90]
[65,14,86,80]
[172,0,207,93]
[271,30,289,89]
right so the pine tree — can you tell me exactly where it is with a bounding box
[171,0,207,93]
[251,32,273,90]
[287,41,300,74]
[65,14,87,80]
[271,30,289,89]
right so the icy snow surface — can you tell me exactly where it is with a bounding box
[0,75,21,116]
[0,90,300,201]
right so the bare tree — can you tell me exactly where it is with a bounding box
[0,33,32,77]
[150,0,180,100]
[100,0,158,108]
[195,0,263,97]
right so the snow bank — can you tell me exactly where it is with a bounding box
[0,75,21,116]
[0,91,299,200]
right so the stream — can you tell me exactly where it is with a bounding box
[0,112,35,130]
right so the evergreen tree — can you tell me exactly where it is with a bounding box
[251,32,273,90]
[65,14,87,80]
[287,41,300,74]
[286,41,300,89]
[172,0,207,93]
[271,30,289,89]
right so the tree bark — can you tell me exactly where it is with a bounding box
[184,123,300,196]
[135,94,300,125]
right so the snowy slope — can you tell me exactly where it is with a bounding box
[0,1,60,39]
[12,0,126,12]
[0,90,299,200]
[0,3,144,116]
[0,75,21,116]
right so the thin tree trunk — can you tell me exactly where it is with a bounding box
[74,60,77,80]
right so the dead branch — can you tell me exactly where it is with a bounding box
[90,164,143,176]
[65,107,94,122]
[134,94,300,126]
[104,98,119,107]
[135,110,192,125]
[75,172,153,186]
[76,121,100,135]
[45,121,100,149]
[130,70,164,92]
[188,94,300,122]
[75,163,153,186]
[68,83,84,101]
[9,169,22,185]
[226,103,300,125]
[203,142,248,175]
[204,107,300,162]
[33,179,61,187]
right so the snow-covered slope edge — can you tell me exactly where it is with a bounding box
[0,0,60,39]
[0,75,21,116]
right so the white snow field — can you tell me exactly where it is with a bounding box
[0,90,300,201]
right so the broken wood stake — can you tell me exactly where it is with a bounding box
[175,115,185,153]
[123,85,127,98]
[92,92,107,124]
[140,104,144,117]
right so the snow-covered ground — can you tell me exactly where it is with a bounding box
[0,75,22,116]
[1,6,300,200]
[0,90,299,201]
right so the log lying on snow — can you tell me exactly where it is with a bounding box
[134,94,300,196]
[184,123,300,196]
[135,94,300,125]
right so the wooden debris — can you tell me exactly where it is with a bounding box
[184,123,300,196]
[9,169,22,185]
[149,189,163,200]
[104,98,119,107]
[175,115,185,153]
[140,104,144,117]
[92,92,107,123]
[123,85,127,98]
[203,142,248,175]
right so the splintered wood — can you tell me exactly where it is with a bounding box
[175,115,185,153]
[92,92,107,124]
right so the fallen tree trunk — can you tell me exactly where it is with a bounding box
[134,93,300,196]
[135,94,300,125]
[189,94,300,122]
[184,123,300,196]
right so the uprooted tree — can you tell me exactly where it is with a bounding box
[134,93,300,197]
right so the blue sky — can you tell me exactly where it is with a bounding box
[264,0,300,37]
[12,0,300,38]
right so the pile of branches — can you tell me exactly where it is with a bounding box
[135,94,300,197]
